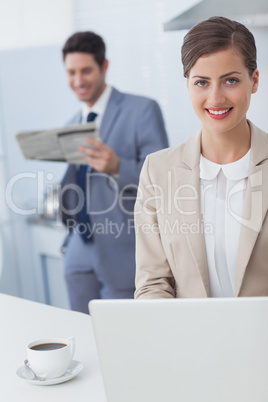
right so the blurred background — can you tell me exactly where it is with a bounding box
[0,0,267,309]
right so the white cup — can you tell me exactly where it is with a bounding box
[27,336,75,379]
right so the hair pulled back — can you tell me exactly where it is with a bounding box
[181,16,257,78]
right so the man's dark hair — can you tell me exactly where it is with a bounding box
[62,31,106,67]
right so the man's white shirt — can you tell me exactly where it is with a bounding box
[81,85,112,128]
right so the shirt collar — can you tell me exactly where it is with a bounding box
[200,149,251,181]
[82,85,112,123]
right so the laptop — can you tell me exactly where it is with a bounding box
[89,298,268,402]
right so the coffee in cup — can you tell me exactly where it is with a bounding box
[27,336,75,379]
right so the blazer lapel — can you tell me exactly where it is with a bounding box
[100,88,123,143]
[174,132,210,296]
[236,121,268,295]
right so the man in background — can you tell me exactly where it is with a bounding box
[60,31,168,314]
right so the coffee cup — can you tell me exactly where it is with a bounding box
[26,336,75,379]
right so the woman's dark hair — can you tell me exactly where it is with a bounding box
[62,31,106,67]
[181,16,257,78]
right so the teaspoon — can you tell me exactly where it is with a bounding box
[24,359,46,381]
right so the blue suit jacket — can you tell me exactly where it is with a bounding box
[61,87,168,290]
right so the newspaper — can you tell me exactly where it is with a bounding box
[16,122,100,164]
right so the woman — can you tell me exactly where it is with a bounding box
[135,16,268,299]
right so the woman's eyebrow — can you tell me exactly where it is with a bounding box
[220,71,242,78]
[191,71,242,80]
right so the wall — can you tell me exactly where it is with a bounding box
[73,0,268,144]
[72,0,268,144]
[0,0,73,49]
[0,0,75,299]
[73,0,201,146]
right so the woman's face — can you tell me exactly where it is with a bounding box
[187,48,259,136]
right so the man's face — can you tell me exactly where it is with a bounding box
[65,52,108,107]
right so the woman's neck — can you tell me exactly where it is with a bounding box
[201,120,251,164]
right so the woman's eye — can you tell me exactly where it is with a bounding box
[226,78,238,85]
[195,80,207,87]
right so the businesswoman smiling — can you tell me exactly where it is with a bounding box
[134,16,268,299]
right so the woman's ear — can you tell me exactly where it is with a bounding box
[251,69,259,94]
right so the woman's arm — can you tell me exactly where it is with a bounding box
[134,156,175,299]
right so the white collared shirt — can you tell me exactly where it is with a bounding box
[200,150,250,297]
[81,85,112,129]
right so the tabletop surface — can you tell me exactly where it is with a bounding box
[0,293,106,402]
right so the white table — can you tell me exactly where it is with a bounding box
[0,293,106,402]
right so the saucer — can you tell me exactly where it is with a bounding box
[16,360,83,385]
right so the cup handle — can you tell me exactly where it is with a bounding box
[67,336,75,360]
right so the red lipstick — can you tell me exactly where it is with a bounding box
[205,107,233,120]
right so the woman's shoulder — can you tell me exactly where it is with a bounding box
[248,120,268,136]
[248,120,268,164]
[146,131,200,168]
[148,143,185,162]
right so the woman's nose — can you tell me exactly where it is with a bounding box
[208,85,225,105]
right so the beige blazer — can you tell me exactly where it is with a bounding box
[135,121,268,298]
